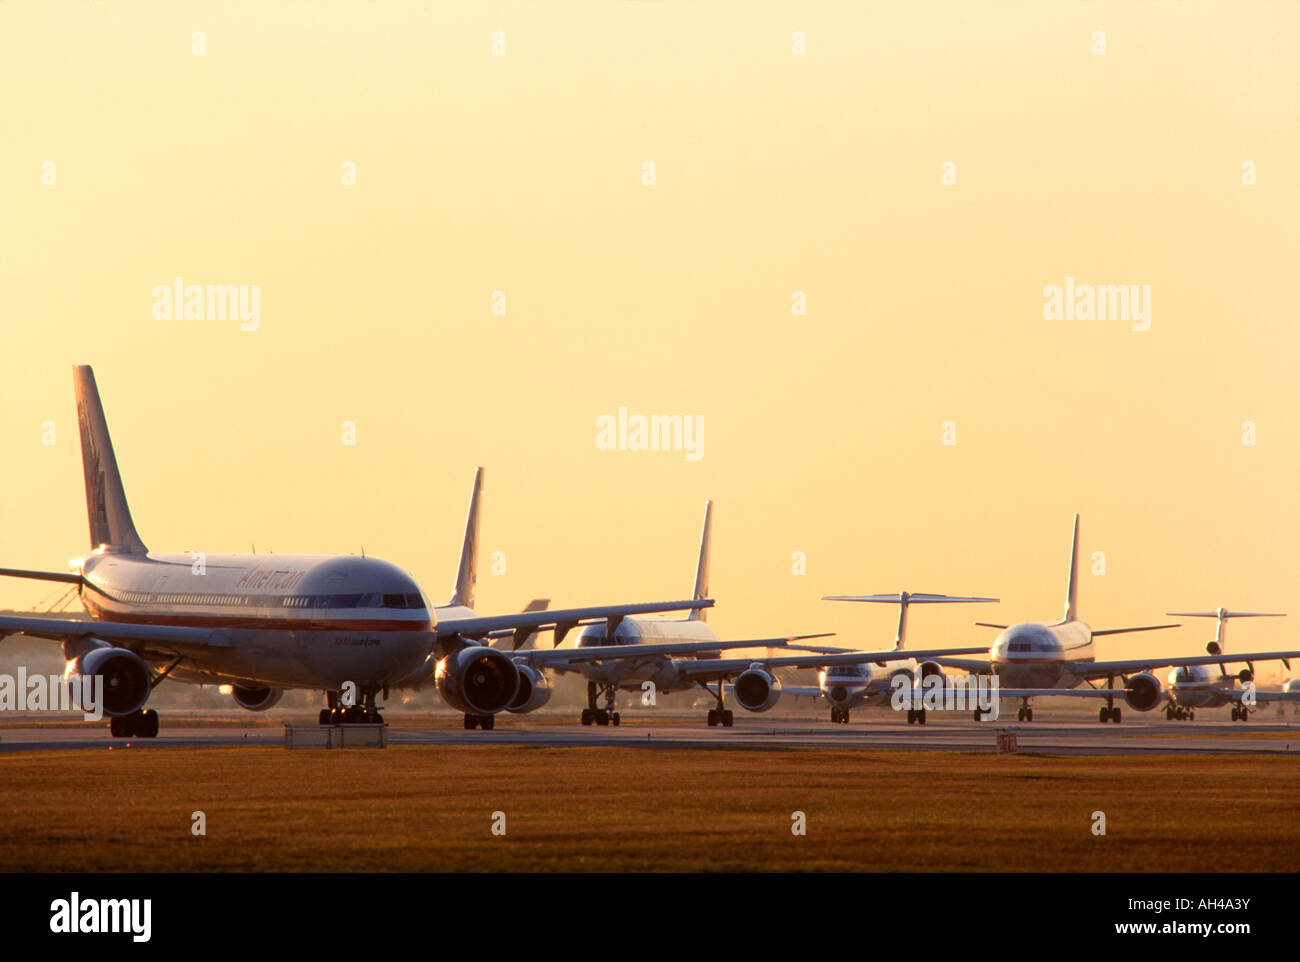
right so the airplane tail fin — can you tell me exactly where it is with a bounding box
[73,365,147,554]
[1164,607,1286,655]
[689,500,712,621]
[822,591,999,650]
[1063,514,1080,623]
[450,467,484,608]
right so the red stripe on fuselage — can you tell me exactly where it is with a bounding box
[82,597,431,632]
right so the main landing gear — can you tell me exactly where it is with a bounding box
[1231,706,1250,721]
[1166,705,1195,721]
[580,681,621,727]
[830,708,850,724]
[109,709,159,738]
[318,687,386,726]
[698,679,733,727]
[1016,701,1033,722]
[1096,675,1122,723]
[906,708,926,725]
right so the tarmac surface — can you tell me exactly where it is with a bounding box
[2,715,1298,754]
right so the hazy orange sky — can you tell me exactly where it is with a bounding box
[2,2,1297,679]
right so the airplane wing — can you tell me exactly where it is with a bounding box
[676,646,988,681]
[1090,623,1180,637]
[0,614,222,656]
[521,635,808,668]
[1240,687,1300,705]
[1068,650,1300,682]
[436,599,712,643]
[0,567,83,584]
[982,688,1130,699]
[927,656,997,674]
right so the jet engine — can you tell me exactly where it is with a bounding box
[1123,672,1163,712]
[733,666,782,713]
[231,684,284,711]
[888,666,915,688]
[916,660,946,681]
[435,645,521,715]
[506,663,551,714]
[64,645,151,717]
[1237,667,1253,684]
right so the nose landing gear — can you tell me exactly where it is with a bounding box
[319,687,386,726]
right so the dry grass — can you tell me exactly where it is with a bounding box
[0,747,1296,872]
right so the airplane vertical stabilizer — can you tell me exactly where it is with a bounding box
[450,467,484,608]
[689,500,712,621]
[1063,514,1080,623]
[72,365,147,554]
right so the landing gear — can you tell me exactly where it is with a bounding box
[1234,707,1249,722]
[1165,706,1174,720]
[463,714,495,730]
[906,708,927,725]
[830,708,850,724]
[699,680,734,727]
[1016,705,1033,722]
[321,687,386,726]
[109,708,159,738]
[1098,706,1122,724]
[581,681,621,727]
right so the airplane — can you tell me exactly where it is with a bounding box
[0,366,713,737]
[509,501,990,727]
[410,475,819,729]
[1159,608,1292,721]
[771,591,1000,724]
[924,516,1300,723]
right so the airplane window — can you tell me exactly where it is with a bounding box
[383,593,405,608]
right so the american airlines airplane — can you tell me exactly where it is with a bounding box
[0,367,714,737]
[413,475,818,729]
[773,591,999,724]
[1160,608,1293,721]
[516,502,989,726]
[927,516,1300,723]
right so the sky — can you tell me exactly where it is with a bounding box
[1,2,1297,679]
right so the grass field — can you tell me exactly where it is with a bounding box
[1,747,1297,871]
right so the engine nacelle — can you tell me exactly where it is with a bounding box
[1124,672,1163,712]
[1237,668,1253,684]
[434,646,521,715]
[916,661,945,680]
[733,666,782,713]
[888,667,915,689]
[1207,641,1222,656]
[231,684,284,711]
[506,663,551,714]
[64,646,151,717]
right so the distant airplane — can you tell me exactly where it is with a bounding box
[0,366,708,737]
[784,590,1000,724]
[404,476,804,729]
[927,516,1300,722]
[1160,608,1293,721]
[509,501,988,727]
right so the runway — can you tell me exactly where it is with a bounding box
[2,716,1298,755]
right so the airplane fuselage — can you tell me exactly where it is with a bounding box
[989,620,1095,688]
[1166,664,1241,709]
[571,617,719,691]
[75,547,434,690]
